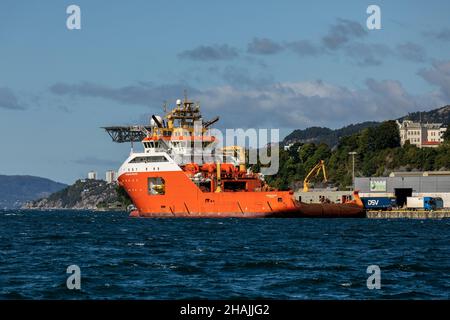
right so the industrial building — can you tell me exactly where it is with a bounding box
[295,171,450,208]
[355,171,450,207]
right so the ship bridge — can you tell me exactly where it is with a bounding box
[103,96,219,143]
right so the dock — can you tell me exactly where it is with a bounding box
[367,210,450,219]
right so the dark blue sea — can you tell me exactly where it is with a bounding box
[0,210,449,299]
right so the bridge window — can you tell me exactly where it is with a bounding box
[143,142,155,148]
[129,156,168,163]
[148,177,165,195]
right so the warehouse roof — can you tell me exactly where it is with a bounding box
[389,171,450,177]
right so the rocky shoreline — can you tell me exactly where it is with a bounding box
[22,179,130,211]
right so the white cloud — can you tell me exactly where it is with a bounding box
[418,60,450,100]
[50,77,445,130]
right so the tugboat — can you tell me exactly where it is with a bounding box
[105,96,364,218]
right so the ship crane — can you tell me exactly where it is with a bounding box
[203,116,219,129]
[303,160,328,192]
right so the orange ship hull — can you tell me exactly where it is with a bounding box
[119,171,365,218]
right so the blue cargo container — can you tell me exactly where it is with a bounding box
[361,197,396,210]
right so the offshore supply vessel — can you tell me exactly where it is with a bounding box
[104,97,364,218]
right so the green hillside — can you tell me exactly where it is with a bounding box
[398,105,450,124]
[282,105,450,149]
[282,122,379,148]
[263,121,450,191]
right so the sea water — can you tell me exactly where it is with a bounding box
[0,210,449,299]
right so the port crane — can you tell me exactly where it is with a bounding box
[303,160,328,192]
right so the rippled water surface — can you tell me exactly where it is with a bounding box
[0,210,449,299]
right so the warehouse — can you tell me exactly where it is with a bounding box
[355,171,450,207]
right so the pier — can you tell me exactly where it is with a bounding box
[367,210,450,219]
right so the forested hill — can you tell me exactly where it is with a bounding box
[264,120,450,191]
[398,105,450,123]
[282,122,379,148]
[282,105,450,148]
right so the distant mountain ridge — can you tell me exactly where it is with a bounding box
[0,175,67,209]
[282,105,450,148]
[398,105,450,124]
[282,122,380,148]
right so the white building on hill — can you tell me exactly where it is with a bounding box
[105,170,117,184]
[396,120,447,148]
[87,171,97,180]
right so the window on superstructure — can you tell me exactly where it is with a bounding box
[148,177,165,195]
[129,156,168,163]
[223,181,246,192]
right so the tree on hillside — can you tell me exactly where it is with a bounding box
[443,127,450,143]
[435,143,450,169]
[359,121,400,153]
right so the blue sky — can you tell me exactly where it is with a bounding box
[1,0,450,184]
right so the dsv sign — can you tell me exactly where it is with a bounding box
[367,200,379,206]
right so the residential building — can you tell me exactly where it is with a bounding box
[87,171,97,180]
[105,170,117,184]
[396,120,447,148]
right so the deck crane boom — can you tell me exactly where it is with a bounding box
[303,160,328,192]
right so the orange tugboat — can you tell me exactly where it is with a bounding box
[105,97,364,218]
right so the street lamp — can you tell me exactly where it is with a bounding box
[348,152,357,190]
